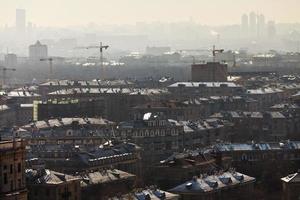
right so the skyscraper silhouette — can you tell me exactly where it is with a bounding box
[16,9,26,33]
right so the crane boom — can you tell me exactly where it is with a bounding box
[0,66,16,87]
[75,42,109,80]
[40,58,54,80]
[178,45,224,63]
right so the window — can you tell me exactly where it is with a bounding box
[18,163,21,173]
[46,189,50,196]
[10,164,13,174]
[10,180,13,191]
[3,165,7,170]
[18,179,21,188]
[4,173,8,184]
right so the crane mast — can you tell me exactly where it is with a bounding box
[76,42,109,80]
[177,45,224,63]
[0,66,16,88]
[40,58,53,80]
[212,45,224,62]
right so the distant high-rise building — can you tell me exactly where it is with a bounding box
[249,12,257,36]
[29,41,48,61]
[257,14,266,37]
[16,9,26,33]
[4,54,17,67]
[241,14,249,34]
[267,20,277,38]
[27,22,33,33]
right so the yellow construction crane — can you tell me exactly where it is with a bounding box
[75,42,109,80]
[0,66,16,87]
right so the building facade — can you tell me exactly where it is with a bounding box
[191,62,228,82]
[29,41,48,61]
[0,139,27,200]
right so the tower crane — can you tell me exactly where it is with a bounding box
[40,57,54,80]
[212,45,224,62]
[75,42,109,80]
[177,45,224,62]
[0,66,16,87]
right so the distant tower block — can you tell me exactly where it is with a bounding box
[16,9,26,33]
[191,62,228,82]
[4,53,17,67]
[29,41,48,61]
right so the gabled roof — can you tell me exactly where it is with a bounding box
[281,171,300,183]
[169,171,255,194]
[26,169,80,185]
[80,169,135,187]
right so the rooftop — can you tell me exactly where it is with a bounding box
[7,90,40,97]
[246,88,283,94]
[214,141,300,152]
[40,79,133,87]
[109,188,179,200]
[80,169,135,187]
[271,103,300,109]
[26,168,80,185]
[168,82,241,88]
[22,117,114,130]
[0,139,25,151]
[158,150,220,169]
[48,88,168,96]
[0,104,10,111]
[27,142,140,165]
[169,171,255,194]
[181,96,256,106]
[281,171,300,183]
[177,119,225,133]
[210,111,286,119]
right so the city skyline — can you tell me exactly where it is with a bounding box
[1,0,300,27]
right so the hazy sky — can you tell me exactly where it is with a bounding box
[1,0,300,27]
